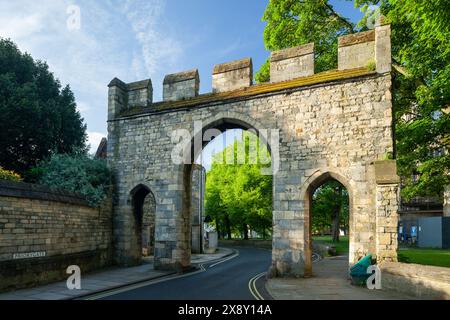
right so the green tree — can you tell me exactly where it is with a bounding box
[0,38,87,176]
[258,0,450,200]
[34,153,111,207]
[356,0,450,200]
[256,0,355,82]
[205,132,272,239]
[312,180,349,242]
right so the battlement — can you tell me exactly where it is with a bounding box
[108,24,391,120]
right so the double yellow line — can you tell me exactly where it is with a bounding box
[248,272,266,300]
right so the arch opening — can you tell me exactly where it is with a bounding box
[181,116,274,266]
[130,184,156,264]
[303,172,352,277]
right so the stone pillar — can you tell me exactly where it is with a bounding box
[444,186,450,217]
[154,167,191,272]
[374,160,400,262]
[375,24,391,73]
[107,77,152,121]
[191,165,205,253]
[107,77,127,121]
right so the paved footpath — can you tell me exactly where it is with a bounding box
[0,248,234,300]
[266,254,416,300]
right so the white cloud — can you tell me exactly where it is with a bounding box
[87,131,106,155]
[0,0,184,136]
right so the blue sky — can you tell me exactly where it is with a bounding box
[0,1,364,168]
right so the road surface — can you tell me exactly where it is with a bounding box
[86,247,272,300]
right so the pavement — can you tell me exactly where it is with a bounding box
[0,247,234,300]
[266,254,416,300]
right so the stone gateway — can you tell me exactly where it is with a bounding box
[107,24,399,277]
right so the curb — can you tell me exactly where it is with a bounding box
[192,247,238,268]
[67,271,177,300]
[70,247,238,300]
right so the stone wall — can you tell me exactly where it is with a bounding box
[380,262,450,299]
[0,181,112,292]
[142,193,156,256]
[107,24,398,276]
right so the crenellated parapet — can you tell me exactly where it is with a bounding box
[212,57,253,93]
[270,43,314,82]
[108,24,391,120]
[107,77,152,121]
[163,69,199,102]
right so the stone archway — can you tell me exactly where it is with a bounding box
[129,184,156,264]
[107,25,399,275]
[142,192,156,256]
[301,170,354,276]
[176,113,276,269]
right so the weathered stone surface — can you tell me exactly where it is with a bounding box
[338,30,375,47]
[0,182,113,292]
[108,71,396,276]
[107,77,152,120]
[376,183,399,262]
[270,43,314,82]
[375,24,392,73]
[163,69,199,102]
[191,165,205,253]
[374,160,400,184]
[212,58,252,93]
[380,262,450,299]
[107,27,397,277]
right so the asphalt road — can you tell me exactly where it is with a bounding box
[94,247,271,300]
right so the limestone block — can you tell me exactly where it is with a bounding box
[375,24,391,73]
[127,79,153,107]
[163,69,199,102]
[373,160,400,184]
[212,58,252,93]
[270,43,314,82]
[338,30,375,70]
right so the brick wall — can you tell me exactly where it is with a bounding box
[0,181,113,292]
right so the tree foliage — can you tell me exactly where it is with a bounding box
[0,38,87,176]
[205,133,272,239]
[312,180,349,241]
[0,166,22,182]
[256,0,355,82]
[33,153,111,207]
[259,0,450,200]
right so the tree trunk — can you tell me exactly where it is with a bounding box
[243,224,249,240]
[216,220,221,240]
[332,186,342,243]
[225,215,232,240]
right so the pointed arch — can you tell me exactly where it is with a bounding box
[301,169,354,276]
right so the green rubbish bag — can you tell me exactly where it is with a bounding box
[350,254,372,286]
